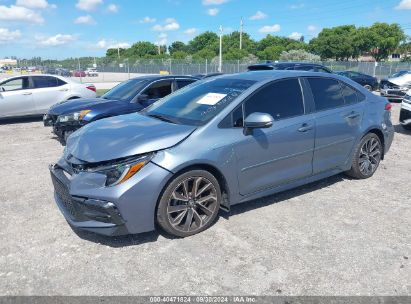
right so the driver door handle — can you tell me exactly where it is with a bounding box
[59,88,69,91]
[22,92,32,95]
[298,123,314,132]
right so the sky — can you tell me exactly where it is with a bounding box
[0,0,410,59]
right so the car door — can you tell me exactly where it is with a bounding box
[305,77,365,174]
[30,76,69,114]
[0,76,34,118]
[139,79,173,107]
[232,78,316,195]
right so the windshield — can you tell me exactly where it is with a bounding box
[101,79,148,101]
[143,78,256,126]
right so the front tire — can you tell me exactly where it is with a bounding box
[346,133,382,179]
[156,170,221,237]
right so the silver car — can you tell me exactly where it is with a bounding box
[50,71,394,237]
[0,74,96,118]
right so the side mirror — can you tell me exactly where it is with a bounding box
[244,112,274,135]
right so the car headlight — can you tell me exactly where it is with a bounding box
[85,153,154,187]
[57,110,91,123]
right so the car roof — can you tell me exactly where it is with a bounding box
[211,70,346,83]
[250,62,326,67]
[128,75,199,82]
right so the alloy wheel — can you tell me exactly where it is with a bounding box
[359,137,381,176]
[167,176,218,233]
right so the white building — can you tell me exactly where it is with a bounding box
[0,58,17,67]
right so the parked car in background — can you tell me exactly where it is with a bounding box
[43,75,199,143]
[56,68,71,77]
[193,73,224,79]
[0,74,96,119]
[86,68,98,77]
[72,70,86,77]
[248,62,333,73]
[380,70,411,101]
[400,90,411,130]
[49,71,394,237]
[336,71,379,91]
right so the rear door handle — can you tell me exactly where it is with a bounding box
[59,88,69,91]
[22,92,32,95]
[298,123,314,132]
[345,111,360,119]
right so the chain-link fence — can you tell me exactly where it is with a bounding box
[4,58,411,83]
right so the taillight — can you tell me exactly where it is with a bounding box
[385,103,392,111]
[86,85,96,92]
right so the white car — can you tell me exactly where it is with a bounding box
[0,74,96,118]
[86,68,98,77]
[400,90,411,130]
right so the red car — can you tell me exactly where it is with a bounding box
[72,70,86,77]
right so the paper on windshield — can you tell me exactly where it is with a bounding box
[196,93,227,105]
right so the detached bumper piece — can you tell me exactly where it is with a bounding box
[49,165,127,234]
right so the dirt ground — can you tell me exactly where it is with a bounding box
[0,103,410,296]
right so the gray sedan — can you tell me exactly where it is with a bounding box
[50,71,394,237]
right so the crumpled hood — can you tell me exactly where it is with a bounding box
[388,74,411,87]
[49,98,119,115]
[66,113,196,163]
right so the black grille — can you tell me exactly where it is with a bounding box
[50,171,77,218]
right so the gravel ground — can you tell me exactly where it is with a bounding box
[0,103,410,296]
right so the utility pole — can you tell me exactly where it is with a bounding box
[240,17,243,50]
[219,25,223,73]
[117,47,120,59]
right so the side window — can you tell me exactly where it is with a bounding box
[143,80,172,99]
[307,78,345,111]
[340,82,358,104]
[244,79,304,120]
[176,79,196,90]
[32,76,58,89]
[316,67,331,73]
[0,77,29,91]
[56,78,67,86]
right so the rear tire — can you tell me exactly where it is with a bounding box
[156,170,221,237]
[346,133,382,179]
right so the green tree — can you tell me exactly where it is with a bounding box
[309,25,356,60]
[279,49,320,61]
[171,50,189,59]
[125,41,158,58]
[168,41,188,54]
[188,31,219,54]
[368,23,405,61]
[257,45,285,60]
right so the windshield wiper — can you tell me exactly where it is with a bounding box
[147,114,176,124]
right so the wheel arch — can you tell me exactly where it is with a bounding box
[156,163,231,214]
[364,127,385,159]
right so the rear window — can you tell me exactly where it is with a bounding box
[307,78,345,111]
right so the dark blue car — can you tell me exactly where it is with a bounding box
[43,75,199,143]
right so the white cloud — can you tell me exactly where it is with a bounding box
[0,28,21,43]
[290,3,304,9]
[259,24,281,33]
[156,32,168,45]
[395,0,411,9]
[249,10,267,20]
[107,4,118,12]
[289,32,302,40]
[139,16,156,23]
[76,0,103,11]
[16,0,55,9]
[0,5,44,24]
[152,18,180,31]
[96,39,130,49]
[307,25,317,32]
[74,15,96,25]
[207,8,219,16]
[184,28,197,35]
[36,34,75,46]
[202,0,228,5]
